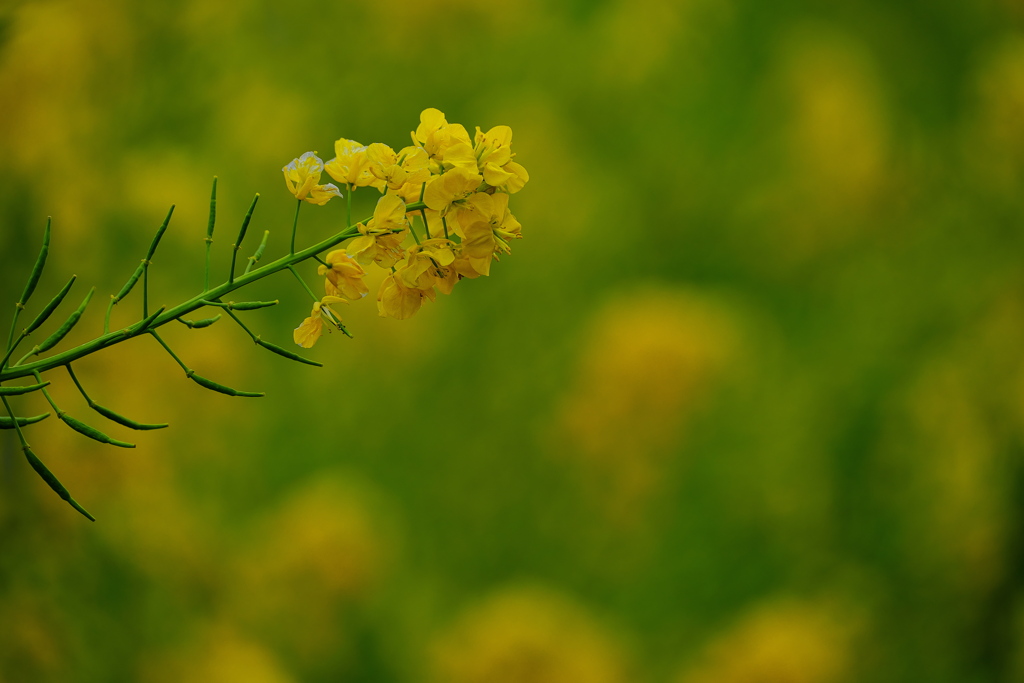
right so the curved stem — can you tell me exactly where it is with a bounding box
[0,201,426,383]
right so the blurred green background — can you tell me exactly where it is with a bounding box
[2,0,1024,681]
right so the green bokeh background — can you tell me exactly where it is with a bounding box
[3,0,1024,681]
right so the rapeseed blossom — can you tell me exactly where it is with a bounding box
[293,296,347,348]
[287,108,529,346]
[283,152,343,205]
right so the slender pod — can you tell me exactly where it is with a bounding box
[0,413,50,428]
[146,205,175,261]
[5,275,78,368]
[0,381,50,396]
[200,299,278,311]
[34,287,95,354]
[18,217,51,307]
[230,193,259,283]
[114,263,145,302]
[64,365,168,430]
[58,412,135,448]
[1,393,93,520]
[205,178,217,290]
[176,314,221,329]
[243,230,270,275]
[186,370,264,397]
[24,448,95,521]
[256,338,322,367]
[206,177,217,242]
[24,275,76,335]
[88,402,168,431]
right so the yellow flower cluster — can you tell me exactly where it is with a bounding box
[286,108,529,347]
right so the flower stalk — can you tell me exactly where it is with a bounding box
[1,108,529,521]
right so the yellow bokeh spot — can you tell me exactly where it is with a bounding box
[432,584,629,683]
[556,287,737,521]
[676,599,857,683]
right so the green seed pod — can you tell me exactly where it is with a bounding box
[25,275,76,335]
[0,412,50,428]
[244,230,270,274]
[186,370,264,397]
[256,338,322,367]
[235,193,259,248]
[18,217,51,306]
[89,402,168,431]
[0,381,50,396]
[145,205,175,261]
[128,306,165,334]
[230,300,278,310]
[115,262,145,301]
[23,447,95,521]
[177,314,221,329]
[36,287,95,353]
[207,177,217,240]
[58,412,136,448]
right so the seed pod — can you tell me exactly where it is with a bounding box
[18,217,51,306]
[115,262,145,301]
[58,412,136,448]
[244,230,270,274]
[0,381,50,396]
[186,371,264,397]
[229,300,278,310]
[235,193,259,249]
[230,194,260,283]
[207,177,217,241]
[145,205,175,261]
[128,306,165,334]
[25,275,76,335]
[36,287,95,353]
[89,402,168,430]
[256,337,322,367]
[23,447,95,521]
[177,314,221,329]
[0,412,50,428]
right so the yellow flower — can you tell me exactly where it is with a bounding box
[458,192,522,277]
[347,194,409,268]
[366,143,430,193]
[473,125,514,184]
[411,108,472,166]
[283,152,343,205]
[501,160,530,194]
[377,273,435,320]
[423,167,483,217]
[396,239,457,290]
[324,138,375,189]
[474,125,529,193]
[318,249,369,299]
[293,296,348,348]
[427,123,529,192]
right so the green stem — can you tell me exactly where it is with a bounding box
[65,364,90,401]
[346,187,352,232]
[418,183,430,239]
[1,394,30,447]
[33,371,61,415]
[6,306,22,353]
[288,266,319,302]
[290,199,301,255]
[103,297,115,335]
[205,177,217,290]
[0,202,427,383]
[149,331,189,373]
[1,331,27,371]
